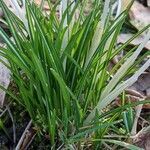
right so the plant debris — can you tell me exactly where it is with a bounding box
[130,1,150,30]
[118,33,150,50]
[0,49,10,107]
[133,126,150,150]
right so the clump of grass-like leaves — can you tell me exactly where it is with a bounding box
[0,0,150,149]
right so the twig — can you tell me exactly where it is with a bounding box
[125,89,146,135]
[23,130,37,150]
[57,144,64,150]
[0,107,7,117]
[15,120,32,150]
[125,89,144,98]
[102,141,113,150]
[131,98,144,136]
[7,105,16,144]
[139,116,150,128]
[0,103,11,117]
[104,135,128,138]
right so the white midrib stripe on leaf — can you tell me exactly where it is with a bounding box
[84,0,110,68]
[84,58,150,125]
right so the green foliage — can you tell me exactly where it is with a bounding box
[0,0,149,148]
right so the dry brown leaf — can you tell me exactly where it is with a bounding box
[34,0,49,10]
[129,73,150,108]
[0,56,10,107]
[115,95,150,109]
[130,1,150,30]
[131,73,150,93]
[118,33,150,50]
[133,126,150,150]
[115,72,150,109]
